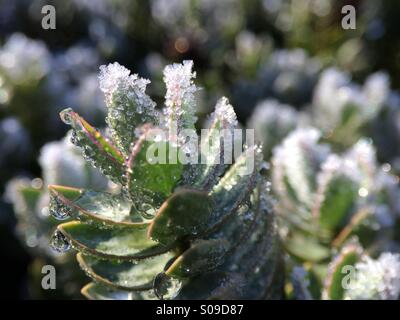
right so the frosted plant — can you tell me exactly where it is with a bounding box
[247,99,302,158]
[47,60,283,300]
[273,128,329,209]
[272,128,399,267]
[344,252,400,300]
[311,68,390,146]
[0,33,50,113]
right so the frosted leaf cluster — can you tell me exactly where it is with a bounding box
[345,253,400,300]
[312,68,390,132]
[272,128,329,207]
[0,33,50,83]
[316,139,377,193]
[99,62,157,153]
[99,62,151,107]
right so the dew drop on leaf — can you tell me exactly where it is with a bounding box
[139,202,156,219]
[49,194,72,221]
[153,272,182,300]
[60,108,74,125]
[50,230,71,253]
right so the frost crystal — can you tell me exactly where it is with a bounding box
[345,253,400,300]
[162,60,197,137]
[99,62,157,154]
[99,63,148,103]
[213,97,237,128]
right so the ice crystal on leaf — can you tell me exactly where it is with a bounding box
[99,62,158,154]
[162,60,197,140]
[345,253,400,300]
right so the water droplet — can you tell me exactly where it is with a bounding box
[70,130,78,144]
[60,108,74,125]
[49,195,72,220]
[84,145,95,157]
[139,202,155,219]
[153,273,182,300]
[50,230,71,253]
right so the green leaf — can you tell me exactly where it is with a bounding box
[209,145,261,227]
[148,189,214,246]
[322,242,362,300]
[316,175,357,232]
[58,221,172,260]
[77,252,173,291]
[127,126,183,214]
[49,185,148,227]
[166,239,229,279]
[285,234,331,262]
[59,108,125,183]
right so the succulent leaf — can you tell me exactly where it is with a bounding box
[126,125,183,215]
[148,189,214,246]
[210,145,262,226]
[49,185,147,227]
[58,221,170,261]
[59,108,125,184]
[189,97,237,189]
[77,252,174,291]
